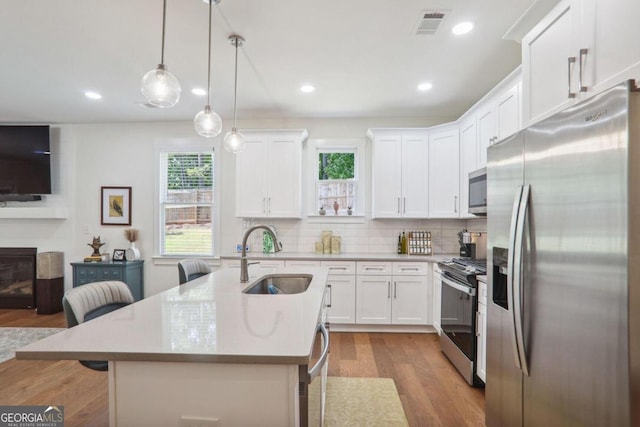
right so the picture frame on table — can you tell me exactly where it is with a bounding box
[101,186,132,225]
[112,249,126,262]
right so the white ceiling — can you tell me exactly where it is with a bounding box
[0,0,540,124]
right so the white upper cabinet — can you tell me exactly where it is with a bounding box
[459,118,477,218]
[235,129,308,218]
[428,127,460,218]
[522,0,580,126]
[522,0,640,126]
[370,130,429,218]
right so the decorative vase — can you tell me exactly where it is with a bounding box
[333,201,339,215]
[125,242,141,261]
[319,206,326,216]
[347,206,353,215]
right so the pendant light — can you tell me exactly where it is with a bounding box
[223,34,246,153]
[194,0,222,137]
[141,0,181,108]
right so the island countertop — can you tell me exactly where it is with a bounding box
[16,267,329,365]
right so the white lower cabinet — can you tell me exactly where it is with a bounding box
[322,261,356,325]
[476,281,487,383]
[355,261,429,325]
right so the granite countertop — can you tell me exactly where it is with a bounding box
[16,267,328,365]
[221,252,459,263]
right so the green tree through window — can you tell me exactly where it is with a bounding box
[318,153,354,180]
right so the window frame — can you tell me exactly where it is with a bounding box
[154,138,221,260]
[306,138,366,219]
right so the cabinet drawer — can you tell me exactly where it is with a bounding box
[357,261,393,275]
[285,260,322,269]
[100,268,122,281]
[392,262,428,276]
[321,261,356,275]
[479,282,487,306]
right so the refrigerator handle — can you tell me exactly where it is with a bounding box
[513,184,530,376]
[507,186,524,371]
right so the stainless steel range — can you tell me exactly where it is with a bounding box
[437,258,486,386]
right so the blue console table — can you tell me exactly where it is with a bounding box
[71,260,144,301]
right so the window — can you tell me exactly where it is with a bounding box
[316,150,357,215]
[159,149,215,256]
[308,139,365,217]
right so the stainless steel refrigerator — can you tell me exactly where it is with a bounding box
[486,80,640,427]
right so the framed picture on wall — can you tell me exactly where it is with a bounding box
[101,186,132,225]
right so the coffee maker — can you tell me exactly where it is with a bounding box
[458,230,487,259]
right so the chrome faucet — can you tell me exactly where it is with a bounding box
[240,225,282,282]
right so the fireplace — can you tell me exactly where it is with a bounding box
[0,248,37,309]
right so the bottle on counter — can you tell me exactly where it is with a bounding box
[401,231,407,254]
[397,234,403,254]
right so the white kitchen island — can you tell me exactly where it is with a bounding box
[16,267,329,427]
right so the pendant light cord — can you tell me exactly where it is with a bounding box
[232,37,239,128]
[206,0,212,107]
[160,0,167,65]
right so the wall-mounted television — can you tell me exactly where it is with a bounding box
[0,125,51,199]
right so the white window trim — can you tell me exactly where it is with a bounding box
[306,138,365,221]
[153,138,221,260]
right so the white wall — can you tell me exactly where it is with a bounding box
[1,114,488,297]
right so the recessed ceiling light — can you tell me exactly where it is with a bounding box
[417,82,433,92]
[84,91,102,100]
[191,88,207,96]
[300,84,315,93]
[452,22,474,35]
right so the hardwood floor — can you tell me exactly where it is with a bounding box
[0,309,486,427]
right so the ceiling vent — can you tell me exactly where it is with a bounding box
[415,10,448,36]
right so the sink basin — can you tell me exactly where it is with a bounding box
[242,274,313,295]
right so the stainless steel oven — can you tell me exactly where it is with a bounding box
[438,258,486,386]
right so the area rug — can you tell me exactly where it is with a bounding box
[324,377,409,426]
[0,327,64,364]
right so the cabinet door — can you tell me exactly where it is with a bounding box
[428,129,460,218]
[326,275,356,324]
[372,136,402,218]
[433,269,442,334]
[477,105,496,168]
[522,0,579,126]
[392,276,429,325]
[582,0,640,96]
[496,83,520,141]
[401,135,429,217]
[235,136,268,217]
[459,119,478,217]
[477,302,487,382]
[266,136,301,217]
[356,276,392,324]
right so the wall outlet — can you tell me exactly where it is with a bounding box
[179,416,219,427]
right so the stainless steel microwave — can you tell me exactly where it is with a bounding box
[468,167,487,215]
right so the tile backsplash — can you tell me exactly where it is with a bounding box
[239,217,487,256]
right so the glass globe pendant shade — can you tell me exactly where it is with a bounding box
[223,128,246,153]
[194,105,223,137]
[141,64,181,108]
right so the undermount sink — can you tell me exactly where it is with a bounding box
[242,274,313,295]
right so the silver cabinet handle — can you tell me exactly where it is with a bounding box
[393,281,397,299]
[308,323,330,381]
[454,195,458,213]
[568,56,577,98]
[328,266,347,271]
[268,197,271,213]
[476,311,481,337]
[400,267,419,271]
[579,48,588,92]
[387,281,391,298]
[403,197,406,214]
[397,197,401,214]
[327,284,332,308]
[365,267,385,271]
[263,197,267,213]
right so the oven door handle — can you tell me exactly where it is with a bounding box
[441,276,475,296]
[308,322,330,382]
